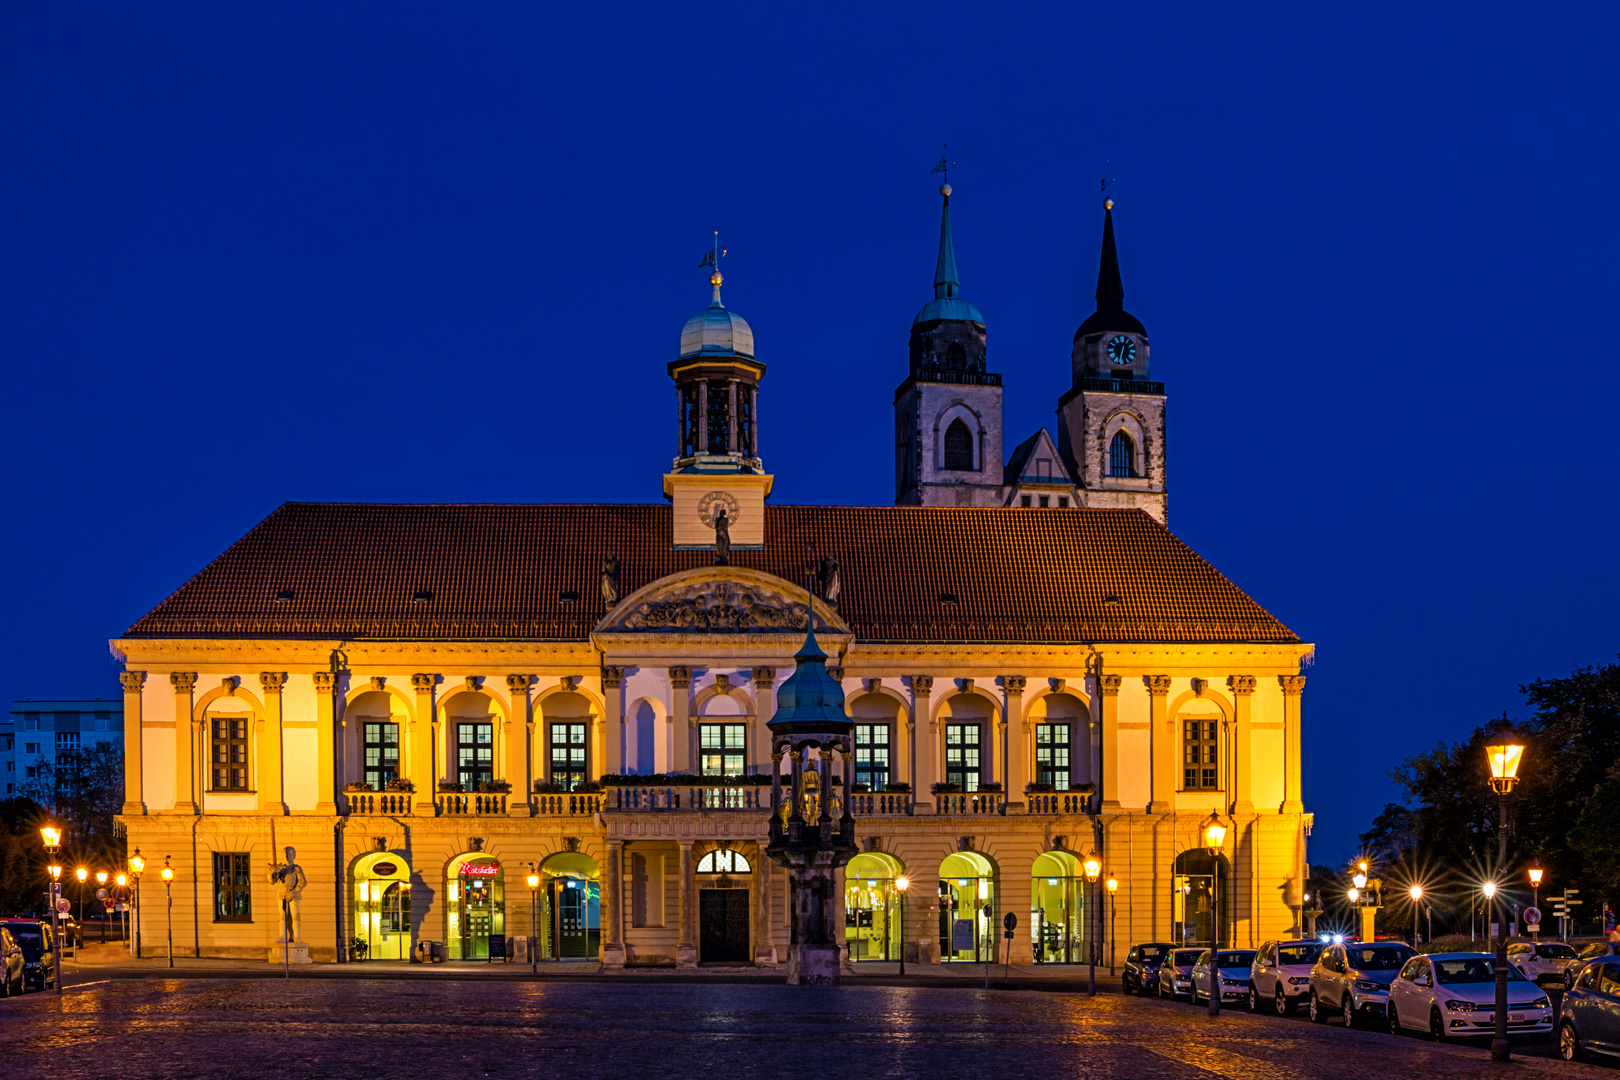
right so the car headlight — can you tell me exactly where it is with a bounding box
[1528,996,1550,1009]
[1444,999,1476,1012]
[1354,980,1384,993]
[1287,976,1310,986]
[1223,978,1246,986]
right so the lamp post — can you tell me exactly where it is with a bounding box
[1486,741,1524,1064]
[895,876,910,976]
[96,871,108,943]
[75,867,88,946]
[1106,876,1118,974]
[1202,816,1227,1017]
[115,873,128,951]
[1528,868,1543,932]
[161,857,175,968]
[129,849,146,960]
[1082,853,1101,997]
[40,824,63,996]
[526,865,540,975]
[1409,885,1424,947]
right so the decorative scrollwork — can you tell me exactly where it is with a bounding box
[616,580,810,633]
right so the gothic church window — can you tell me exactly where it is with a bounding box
[943,419,974,471]
[1109,431,1136,478]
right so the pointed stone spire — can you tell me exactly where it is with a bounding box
[1095,197,1124,311]
[933,183,961,299]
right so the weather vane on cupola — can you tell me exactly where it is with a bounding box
[698,231,727,299]
[931,143,955,195]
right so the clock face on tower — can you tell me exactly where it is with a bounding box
[1106,336,1137,366]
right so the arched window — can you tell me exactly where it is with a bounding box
[945,342,967,369]
[943,418,974,471]
[1109,431,1136,478]
[696,848,751,873]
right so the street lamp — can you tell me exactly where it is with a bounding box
[1106,876,1119,974]
[1082,853,1101,997]
[115,873,128,951]
[161,857,175,968]
[526,865,540,975]
[1485,740,1524,1064]
[894,876,910,976]
[1528,868,1543,924]
[129,849,146,960]
[96,871,108,943]
[40,824,63,996]
[1202,815,1227,1017]
[1410,885,1424,947]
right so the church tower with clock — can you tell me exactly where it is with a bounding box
[1057,198,1169,524]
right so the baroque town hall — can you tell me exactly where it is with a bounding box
[113,186,1313,969]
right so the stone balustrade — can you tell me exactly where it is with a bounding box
[849,792,913,816]
[346,791,413,816]
[934,792,1003,815]
[439,793,507,816]
[535,792,602,816]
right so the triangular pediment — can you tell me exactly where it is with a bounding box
[594,567,849,635]
[1005,428,1073,486]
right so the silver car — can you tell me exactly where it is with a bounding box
[1308,940,1415,1027]
[1157,947,1204,1001]
[1560,956,1620,1061]
[1251,939,1325,1015]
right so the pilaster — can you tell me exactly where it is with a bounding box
[752,666,775,774]
[1003,676,1027,802]
[311,672,337,814]
[170,672,198,814]
[258,672,287,814]
[669,667,693,774]
[676,839,696,968]
[1229,675,1256,815]
[1145,675,1173,813]
[1097,674,1123,810]
[1279,675,1306,814]
[754,849,776,965]
[507,675,532,817]
[411,674,438,814]
[602,839,625,967]
[910,676,934,809]
[600,668,623,778]
[119,671,146,815]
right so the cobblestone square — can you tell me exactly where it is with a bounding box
[1,978,1607,1080]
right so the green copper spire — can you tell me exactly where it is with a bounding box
[933,183,961,299]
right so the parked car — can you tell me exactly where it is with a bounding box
[1121,942,1173,996]
[0,919,55,992]
[0,927,23,997]
[1388,952,1552,1041]
[1506,941,1579,986]
[1559,956,1620,1061]
[1191,949,1258,1006]
[1157,947,1205,1001]
[1308,940,1416,1027]
[1567,942,1620,989]
[1251,939,1325,1015]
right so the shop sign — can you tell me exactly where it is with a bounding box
[373,862,398,876]
[458,862,501,877]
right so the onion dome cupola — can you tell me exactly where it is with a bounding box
[908,183,990,376]
[669,242,766,473]
[1072,198,1150,382]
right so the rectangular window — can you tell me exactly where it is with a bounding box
[1035,723,1071,790]
[1020,495,1032,507]
[550,722,588,789]
[1058,497,1069,507]
[1038,495,1050,507]
[24,742,40,756]
[362,722,400,791]
[853,724,891,790]
[212,718,249,790]
[456,722,494,788]
[55,732,80,751]
[213,852,252,922]
[4,761,11,772]
[23,714,40,730]
[2,734,13,752]
[944,723,982,791]
[1183,719,1219,790]
[25,765,37,779]
[699,723,746,777]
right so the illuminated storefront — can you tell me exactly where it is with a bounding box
[539,852,600,960]
[352,852,413,961]
[843,852,903,961]
[1030,850,1083,964]
[938,852,996,963]
[1172,850,1227,947]
[447,853,505,960]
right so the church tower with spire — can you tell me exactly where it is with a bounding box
[1056,198,1168,523]
[894,182,1005,506]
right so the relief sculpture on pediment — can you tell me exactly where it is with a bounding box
[619,580,810,633]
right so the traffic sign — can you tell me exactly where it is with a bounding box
[95,888,107,900]
[102,899,114,912]
[55,898,70,913]
[1524,906,1542,926]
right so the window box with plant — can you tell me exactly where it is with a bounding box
[883,781,911,793]
[931,782,963,794]
[598,772,772,787]
[474,779,511,794]
[385,778,414,793]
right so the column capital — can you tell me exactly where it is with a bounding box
[1229,674,1258,697]
[1144,675,1172,697]
[1279,675,1307,697]
[119,670,147,692]
[1098,674,1122,696]
[677,838,694,849]
[169,672,197,693]
[910,674,934,693]
[1003,675,1027,694]
[312,671,335,693]
[752,666,775,688]
[669,666,692,689]
[599,667,623,690]
[411,673,437,691]
[259,672,285,693]
[507,673,533,693]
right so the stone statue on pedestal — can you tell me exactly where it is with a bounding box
[268,846,308,944]
[601,553,621,606]
[713,510,731,566]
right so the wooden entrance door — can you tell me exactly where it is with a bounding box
[699,888,751,963]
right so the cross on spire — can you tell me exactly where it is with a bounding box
[931,143,955,187]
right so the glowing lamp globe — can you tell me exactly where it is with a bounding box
[526,873,540,889]
[1352,872,1368,889]
[1529,868,1544,886]
[76,867,88,883]
[1347,887,1359,903]
[1483,882,1497,899]
[895,876,910,892]
[1106,876,1118,894]
[1487,743,1525,793]
[40,825,61,851]
[1409,885,1423,901]
[1204,820,1227,852]
[129,851,146,876]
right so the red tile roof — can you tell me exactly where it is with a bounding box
[121,503,1299,645]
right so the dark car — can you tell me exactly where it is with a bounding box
[1561,956,1620,1061]
[0,919,55,992]
[0,927,23,996]
[1566,941,1620,990]
[1122,942,1173,996]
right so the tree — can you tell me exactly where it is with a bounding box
[0,796,49,915]
[15,745,126,878]
[1567,762,1620,903]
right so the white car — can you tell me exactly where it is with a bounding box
[1251,939,1326,1015]
[1507,941,1579,986]
[1191,949,1257,1006]
[1386,952,1553,1040]
[1157,948,1204,1001]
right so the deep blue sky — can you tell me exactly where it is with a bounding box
[4,3,1617,862]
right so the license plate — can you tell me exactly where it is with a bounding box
[1508,1013,1523,1022]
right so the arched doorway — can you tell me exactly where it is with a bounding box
[351,852,412,961]
[1173,850,1229,948]
[695,846,752,963]
[938,852,996,963]
[540,852,600,960]
[844,852,904,961]
[447,853,505,960]
[1031,850,1083,964]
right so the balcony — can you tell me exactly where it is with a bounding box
[346,792,413,816]
[439,793,508,816]
[536,792,603,816]
[1081,376,1164,395]
[849,792,914,816]
[603,784,766,811]
[1025,792,1091,815]
[934,792,1003,815]
[908,366,1002,388]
